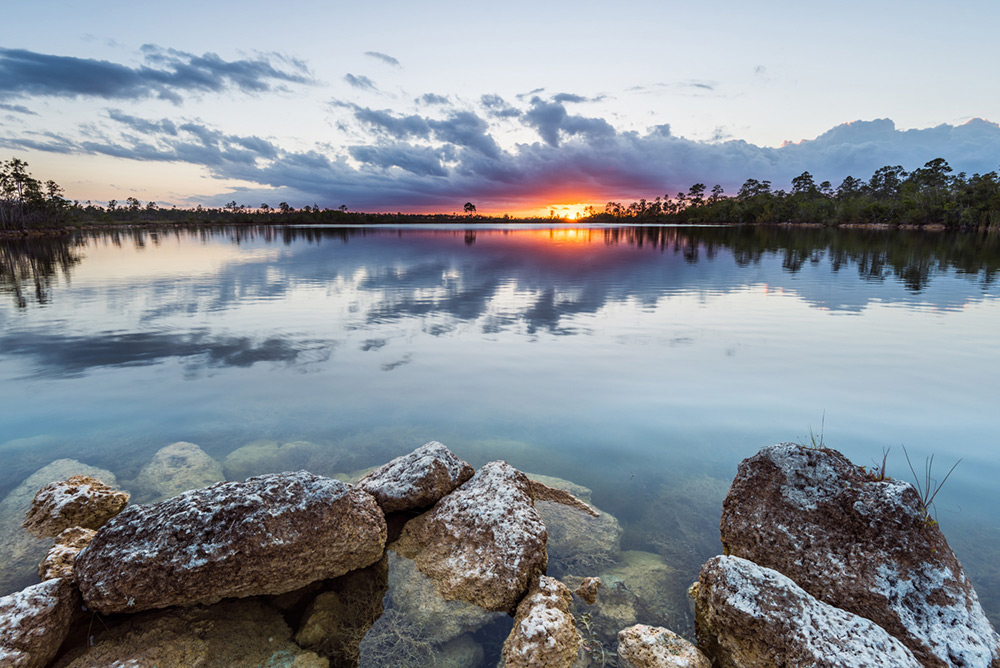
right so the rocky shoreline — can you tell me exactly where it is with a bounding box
[1,440,998,667]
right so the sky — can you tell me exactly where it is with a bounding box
[2,0,1000,216]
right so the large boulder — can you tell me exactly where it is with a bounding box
[720,443,1000,668]
[22,475,128,537]
[617,624,711,668]
[694,555,921,668]
[76,471,387,614]
[358,441,474,513]
[59,599,328,668]
[501,576,585,668]
[0,578,78,668]
[392,461,547,613]
[133,441,224,502]
[38,526,96,581]
[0,459,116,595]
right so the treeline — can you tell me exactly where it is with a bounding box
[0,158,72,230]
[590,158,1000,227]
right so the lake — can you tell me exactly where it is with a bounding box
[1,223,998,661]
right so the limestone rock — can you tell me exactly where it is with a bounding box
[60,599,328,668]
[358,441,474,513]
[618,624,711,668]
[537,498,621,578]
[0,459,116,595]
[574,577,601,605]
[525,473,594,504]
[502,576,585,668]
[0,578,78,668]
[392,461,547,613]
[720,443,1000,668]
[76,471,387,614]
[134,441,224,502]
[223,439,322,481]
[694,555,921,668]
[22,475,128,537]
[38,527,96,581]
[295,555,389,666]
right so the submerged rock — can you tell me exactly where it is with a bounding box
[0,459,116,595]
[617,624,711,668]
[295,555,389,666]
[358,441,474,513]
[0,578,78,668]
[720,443,1000,668]
[392,461,547,614]
[536,497,621,578]
[76,471,387,614]
[60,599,328,668]
[574,577,601,605]
[22,475,128,537]
[134,441,224,502]
[501,576,585,668]
[694,555,921,668]
[38,526,96,581]
[222,439,323,481]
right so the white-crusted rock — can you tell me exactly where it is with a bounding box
[618,624,710,668]
[502,576,585,668]
[720,443,1000,668]
[76,471,387,614]
[38,526,96,581]
[134,441,224,502]
[358,441,474,513]
[22,475,128,537]
[695,555,922,668]
[0,578,78,668]
[393,460,547,613]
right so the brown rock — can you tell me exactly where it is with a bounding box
[392,461,547,613]
[617,624,711,668]
[528,479,598,517]
[574,577,601,605]
[720,443,1000,668]
[694,555,921,668]
[38,527,96,581]
[502,576,585,668]
[0,578,79,668]
[295,555,389,666]
[133,441,224,502]
[60,599,328,668]
[75,471,387,614]
[358,441,474,513]
[22,475,128,537]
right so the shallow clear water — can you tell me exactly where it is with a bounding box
[2,224,999,656]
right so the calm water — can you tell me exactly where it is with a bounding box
[2,224,999,656]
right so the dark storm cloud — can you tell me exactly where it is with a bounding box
[344,73,378,91]
[0,47,313,103]
[348,143,448,176]
[364,51,401,67]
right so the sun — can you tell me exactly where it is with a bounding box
[504,202,595,219]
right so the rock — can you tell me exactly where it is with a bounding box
[501,576,585,668]
[22,475,129,537]
[574,577,601,605]
[720,443,1000,668]
[38,527,96,581]
[392,461,547,613]
[565,551,682,648]
[60,599,328,668]
[525,473,594,504]
[0,459,116,596]
[694,555,921,668]
[537,498,621,578]
[222,440,322,481]
[295,555,389,666]
[617,624,711,668]
[134,441,224,502]
[529,479,598,517]
[0,578,79,668]
[76,471,387,614]
[435,634,484,668]
[358,441,474,513]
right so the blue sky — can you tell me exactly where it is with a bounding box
[2,0,999,214]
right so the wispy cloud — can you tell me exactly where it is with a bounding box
[0,102,37,115]
[344,73,378,91]
[364,51,401,67]
[0,46,313,104]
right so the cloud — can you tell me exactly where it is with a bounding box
[480,94,521,118]
[418,93,450,106]
[0,103,36,115]
[344,73,378,91]
[523,97,615,148]
[364,51,401,67]
[0,46,313,103]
